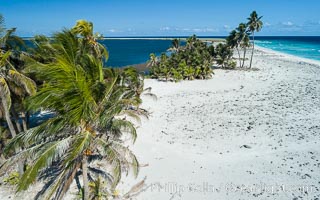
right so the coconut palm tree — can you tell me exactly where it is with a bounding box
[2,24,143,200]
[0,25,36,176]
[215,43,233,68]
[0,29,36,139]
[121,67,157,110]
[149,35,213,81]
[72,19,108,61]
[247,11,263,68]
[240,34,250,68]
[226,30,241,67]
[168,38,180,52]
[147,53,158,67]
[236,23,250,68]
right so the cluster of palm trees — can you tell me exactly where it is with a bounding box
[148,11,262,81]
[0,15,37,175]
[0,15,149,199]
[148,35,214,81]
[226,11,263,68]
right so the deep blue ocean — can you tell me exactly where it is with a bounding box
[100,39,175,67]
[23,36,320,66]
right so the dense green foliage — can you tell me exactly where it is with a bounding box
[149,35,214,81]
[148,11,263,80]
[0,14,36,178]
[0,18,149,200]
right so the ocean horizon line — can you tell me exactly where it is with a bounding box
[20,35,320,39]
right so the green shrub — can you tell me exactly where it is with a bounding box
[227,60,237,69]
[149,35,213,82]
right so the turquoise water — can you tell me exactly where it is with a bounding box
[255,36,320,61]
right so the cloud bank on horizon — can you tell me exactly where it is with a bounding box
[1,0,319,36]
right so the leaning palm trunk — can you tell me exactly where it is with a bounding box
[2,102,24,174]
[82,155,89,200]
[249,32,255,68]
[2,100,17,138]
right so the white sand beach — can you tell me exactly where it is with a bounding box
[1,47,320,200]
[119,47,320,200]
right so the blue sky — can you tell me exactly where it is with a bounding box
[1,0,320,36]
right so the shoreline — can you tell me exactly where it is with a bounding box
[255,45,320,67]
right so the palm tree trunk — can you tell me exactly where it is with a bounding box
[236,48,241,67]
[2,102,17,138]
[11,108,22,133]
[2,104,24,175]
[82,155,89,200]
[21,112,28,132]
[15,121,22,133]
[242,48,247,68]
[249,32,255,69]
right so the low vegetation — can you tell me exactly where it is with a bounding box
[148,35,214,81]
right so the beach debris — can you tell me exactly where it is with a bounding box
[301,173,312,179]
[240,144,252,149]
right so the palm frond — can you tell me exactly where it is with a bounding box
[17,137,73,191]
[97,138,139,179]
[40,161,81,200]
[110,142,139,178]
[111,119,137,143]
[64,131,92,165]
[0,50,11,66]
[88,167,113,184]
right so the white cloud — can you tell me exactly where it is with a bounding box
[106,29,123,33]
[282,21,294,26]
[223,25,230,29]
[191,28,218,33]
[158,27,218,33]
[265,22,271,27]
[160,26,171,31]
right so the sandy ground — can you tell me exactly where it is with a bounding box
[119,47,320,200]
[1,47,320,199]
